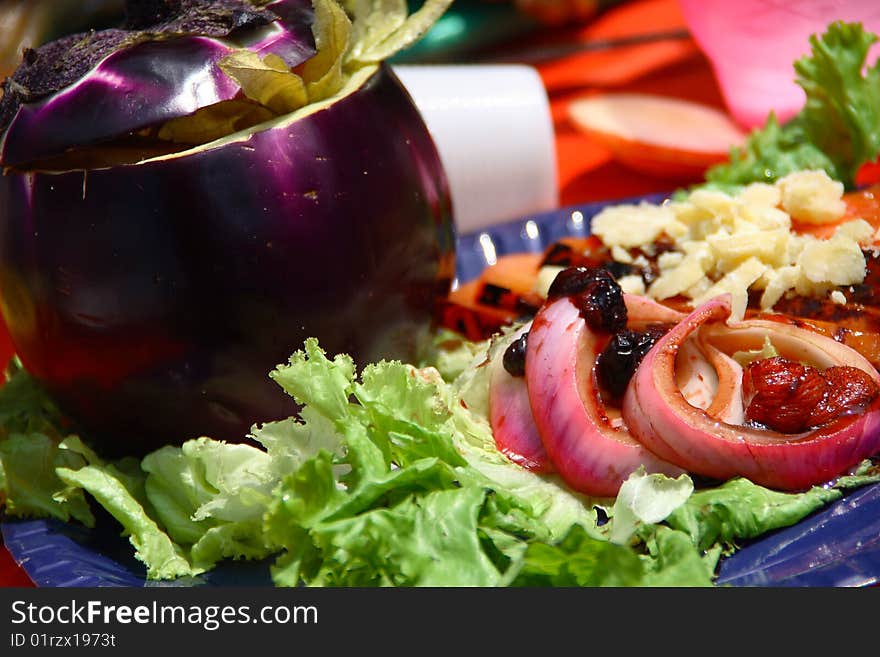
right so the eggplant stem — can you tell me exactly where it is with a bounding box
[125,0,182,29]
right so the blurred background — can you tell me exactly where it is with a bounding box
[3,0,878,205]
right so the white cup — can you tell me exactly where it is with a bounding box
[393,64,559,235]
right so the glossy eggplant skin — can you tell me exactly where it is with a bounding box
[0,64,455,455]
[1,33,315,168]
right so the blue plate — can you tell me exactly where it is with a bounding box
[4,194,880,587]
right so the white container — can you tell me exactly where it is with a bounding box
[394,64,559,235]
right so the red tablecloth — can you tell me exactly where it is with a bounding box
[0,0,721,588]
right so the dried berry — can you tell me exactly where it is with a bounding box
[502,331,529,377]
[575,276,626,333]
[546,266,596,299]
[546,266,627,333]
[596,326,667,399]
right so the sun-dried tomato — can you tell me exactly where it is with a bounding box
[742,356,880,433]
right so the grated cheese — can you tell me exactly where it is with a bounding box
[588,170,870,321]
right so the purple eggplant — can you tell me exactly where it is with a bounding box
[1,1,317,167]
[0,1,455,455]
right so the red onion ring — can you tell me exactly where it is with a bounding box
[488,323,554,472]
[623,294,880,490]
[524,296,684,496]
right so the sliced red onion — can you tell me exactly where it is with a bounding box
[525,296,684,497]
[623,293,685,326]
[488,323,553,473]
[676,336,719,411]
[699,337,745,425]
[676,333,744,425]
[623,294,880,490]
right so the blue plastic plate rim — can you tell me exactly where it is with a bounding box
[3,193,880,587]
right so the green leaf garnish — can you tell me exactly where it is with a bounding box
[706,21,880,190]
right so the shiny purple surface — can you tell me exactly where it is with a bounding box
[0,7,317,167]
[0,65,454,456]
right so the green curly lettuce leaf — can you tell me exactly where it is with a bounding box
[706,21,880,190]
[2,338,878,587]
